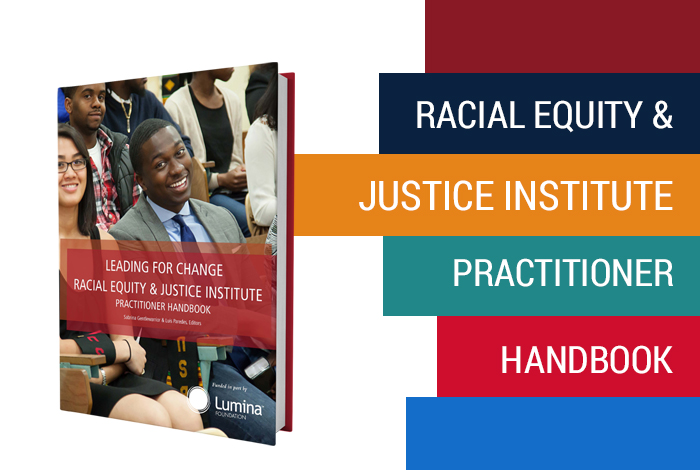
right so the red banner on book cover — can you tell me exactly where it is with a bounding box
[60,239,275,349]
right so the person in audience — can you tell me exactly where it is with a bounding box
[109,118,276,443]
[103,78,194,157]
[63,83,140,229]
[266,215,278,255]
[245,73,279,233]
[58,123,202,431]
[57,88,69,123]
[164,68,251,237]
[245,63,277,123]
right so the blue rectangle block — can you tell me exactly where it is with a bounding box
[406,397,700,469]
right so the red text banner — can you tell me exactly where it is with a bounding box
[60,239,275,349]
[438,316,700,397]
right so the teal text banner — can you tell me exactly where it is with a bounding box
[383,236,698,316]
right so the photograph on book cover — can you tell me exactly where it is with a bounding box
[58,63,287,445]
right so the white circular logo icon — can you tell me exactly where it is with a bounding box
[187,386,210,414]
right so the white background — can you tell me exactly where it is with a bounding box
[0,1,437,468]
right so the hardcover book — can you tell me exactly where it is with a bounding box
[58,65,293,445]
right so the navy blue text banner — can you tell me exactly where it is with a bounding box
[379,73,699,154]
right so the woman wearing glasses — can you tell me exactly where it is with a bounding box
[58,124,203,430]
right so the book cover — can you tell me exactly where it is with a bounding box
[58,64,291,445]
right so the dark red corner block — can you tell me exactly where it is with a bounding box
[426,0,700,73]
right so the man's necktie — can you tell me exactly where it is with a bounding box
[171,214,197,243]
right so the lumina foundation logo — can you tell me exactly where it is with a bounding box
[214,396,264,420]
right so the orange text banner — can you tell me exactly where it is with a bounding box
[295,154,700,236]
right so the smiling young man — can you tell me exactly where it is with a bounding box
[108,117,246,390]
[108,118,245,244]
[63,83,140,230]
[107,120,276,444]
